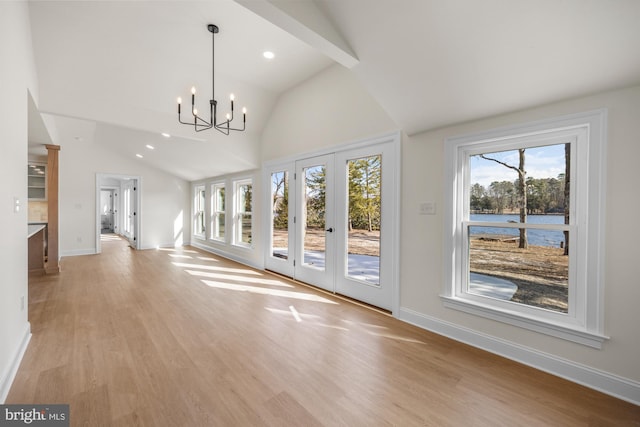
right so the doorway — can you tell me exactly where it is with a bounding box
[264,134,399,311]
[100,189,116,233]
[96,174,141,253]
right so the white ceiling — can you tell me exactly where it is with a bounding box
[27,0,640,180]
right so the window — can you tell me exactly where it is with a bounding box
[234,179,252,247]
[210,183,225,241]
[194,185,206,238]
[443,110,607,348]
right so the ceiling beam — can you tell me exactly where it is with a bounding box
[234,0,358,68]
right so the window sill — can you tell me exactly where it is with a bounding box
[440,295,608,349]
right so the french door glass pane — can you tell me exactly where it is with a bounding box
[271,171,289,259]
[347,155,381,285]
[303,165,325,269]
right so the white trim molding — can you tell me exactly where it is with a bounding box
[398,307,640,406]
[0,323,31,403]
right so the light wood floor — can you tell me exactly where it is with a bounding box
[8,236,640,426]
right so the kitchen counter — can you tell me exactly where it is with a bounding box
[28,223,47,275]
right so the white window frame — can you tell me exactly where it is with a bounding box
[442,109,608,348]
[210,182,225,242]
[193,184,206,239]
[233,178,253,248]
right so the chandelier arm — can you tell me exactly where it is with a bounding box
[219,123,246,132]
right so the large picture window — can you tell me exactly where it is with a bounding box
[443,110,607,348]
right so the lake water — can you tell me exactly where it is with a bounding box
[470,214,566,248]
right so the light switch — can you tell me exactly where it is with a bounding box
[419,201,436,215]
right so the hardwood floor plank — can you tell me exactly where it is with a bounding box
[6,236,640,426]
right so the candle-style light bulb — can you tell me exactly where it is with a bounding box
[242,107,247,115]
[177,97,182,104]
[230,93,235,101]
[193,108,198,116]
[191,86,196,95]
[226,113,231,120]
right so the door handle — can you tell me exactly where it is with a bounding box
[326,227,334,233]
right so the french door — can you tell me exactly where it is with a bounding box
[265,137,398,311]
[122,179,138,248]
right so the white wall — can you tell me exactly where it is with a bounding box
[0,1,38,402]
[261,64,398,160]
[59,136,190,255]
[399,85,640,390]
[261,60,640,401]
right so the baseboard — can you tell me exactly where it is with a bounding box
[0,322,31,403]
[191,242,263,271]
[397,307,640,406]
[60,248,96,257]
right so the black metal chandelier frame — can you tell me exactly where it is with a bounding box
[177,24,246,134]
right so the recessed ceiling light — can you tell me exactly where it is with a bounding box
[136,154,143,158]
[161,132,171,138]
[263,51,275,59]
[146,144,155,150]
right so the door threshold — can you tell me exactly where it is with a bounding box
[265,269,392,316]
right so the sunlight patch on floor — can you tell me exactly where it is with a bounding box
[172,262,262,275]
[201,280,339,304]
[263,307,350,331]
[184,270,294,288]
[168,254,193,259]
[196,256,218,262]
[100,234,122,241]
[157,247,198,254]
[365,331,426,344]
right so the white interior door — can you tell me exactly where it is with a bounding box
[294,154,335,291]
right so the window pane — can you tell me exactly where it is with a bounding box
[469,143,570,220]
[239,213,251,244]
[216,214,225,239]
[238,184,252,214]
[236,182,252,245]
[195,186,205,236]
[347,155,381,285]
[212,185,225,240]
[271,171,289,260]
[468,226,569,313]
[303,165,325,268]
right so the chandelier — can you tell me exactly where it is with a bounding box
[177,24,246,134]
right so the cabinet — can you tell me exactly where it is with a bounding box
[28,163,47,200]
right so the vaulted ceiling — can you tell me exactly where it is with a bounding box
[27,0,640,181]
